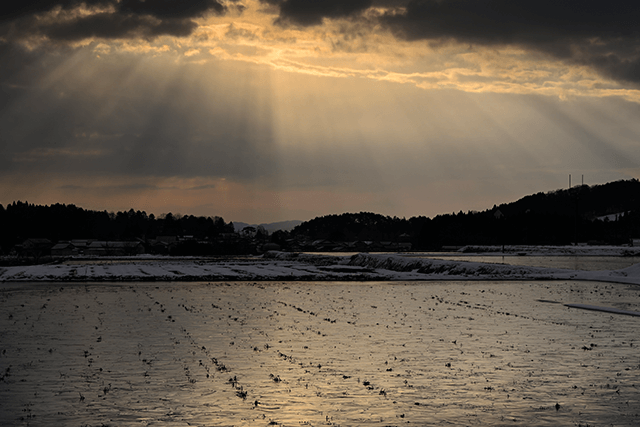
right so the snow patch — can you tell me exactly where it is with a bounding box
[1,251,640,285]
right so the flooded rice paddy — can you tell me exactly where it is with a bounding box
[1,280,639,426]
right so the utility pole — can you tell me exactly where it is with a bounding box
[574,193,579,245]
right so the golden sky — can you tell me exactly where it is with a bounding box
[1,0,639,222]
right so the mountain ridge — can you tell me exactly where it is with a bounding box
[287,179,640,248]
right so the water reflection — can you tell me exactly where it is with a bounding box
[1,281,639,426]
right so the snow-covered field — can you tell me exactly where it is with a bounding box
[2,250,640,285]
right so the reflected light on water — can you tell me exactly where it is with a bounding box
[0,280,639,426]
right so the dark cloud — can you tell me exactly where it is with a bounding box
[118,0,225,20]
[265,0,373,26]
[0,0,225,41]
[43,13,197,40]
[257,0,640,84]
[0,1,108,23]
[383,0,640,83]
[384,1,639,45]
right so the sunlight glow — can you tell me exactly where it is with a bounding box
[2,0,639,222]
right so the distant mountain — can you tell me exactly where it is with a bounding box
[233,220,303,233]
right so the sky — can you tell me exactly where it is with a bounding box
[1,1,639,224]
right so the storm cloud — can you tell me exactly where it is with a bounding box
[262,0,640,84]
[3,0,640,84]
[382,0,640,84]
[264,0,373,26]
[0,0,226,41]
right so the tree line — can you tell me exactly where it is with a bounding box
[0,202,235,254]
[1,179,639,254]
[284,179,640,249]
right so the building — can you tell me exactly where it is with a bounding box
[51,242,79,257]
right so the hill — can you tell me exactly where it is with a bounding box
[493,179,640,218]
[288,179,640,249]
[1,179,638,254]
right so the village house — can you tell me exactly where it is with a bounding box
[51,242,78,257]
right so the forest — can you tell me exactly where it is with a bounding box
[1,179,639,255]
[287,179,640,249]
[0,203,236,256]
